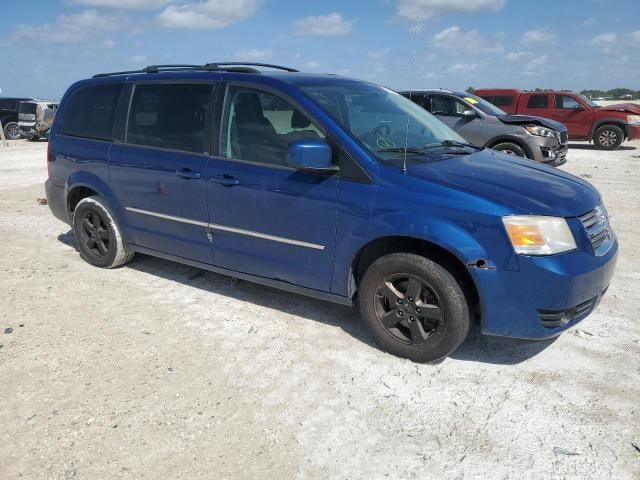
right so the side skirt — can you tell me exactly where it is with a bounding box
[129,244,354,307]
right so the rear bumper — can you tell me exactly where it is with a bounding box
[471,237,618,339]
[45,179,70,225]
[627,124,640,140]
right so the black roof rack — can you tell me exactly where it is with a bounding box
[93,62,299,78]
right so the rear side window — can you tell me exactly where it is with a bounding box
[60,84,123,141]
[126,83,212,154]
[0,100,18,111]
[526,94,549,109]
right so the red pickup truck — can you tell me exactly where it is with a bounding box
[475,89,640,150]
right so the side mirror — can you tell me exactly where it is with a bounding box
[286,139,335,171]
[461,108,477,118]
[573,104,585,111]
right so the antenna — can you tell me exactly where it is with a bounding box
[402,17,420,174]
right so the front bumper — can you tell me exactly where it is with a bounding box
[527,134,568,166]
[627,124,640,141]
[471,233,618,340]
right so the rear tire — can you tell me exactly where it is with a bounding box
[72,196,134,268]
[593,125,624,150]
[3,122,22,140]
[491,142,526,158]
[358,253,470,362]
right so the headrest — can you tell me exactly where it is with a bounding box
[291,110,311,129]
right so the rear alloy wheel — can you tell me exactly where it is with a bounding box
[72,196,134,268]
[3,122,22,140]
[358,253,470,362]
[593,125,624,150]
[491,142,526,158]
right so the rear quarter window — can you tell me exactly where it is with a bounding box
[484,95,513,107]
[59,84,123,141]
[526,94,549,109]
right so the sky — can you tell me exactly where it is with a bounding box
[0,0,638,99]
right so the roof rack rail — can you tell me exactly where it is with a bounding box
[93,62,299,78]
[203,62,299,72]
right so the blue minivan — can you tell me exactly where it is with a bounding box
[45,63,617,362]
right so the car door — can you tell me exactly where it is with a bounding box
[205,84,338,292]
[428,94,484,145]
[551,94,593,138]
[108,81,215,264]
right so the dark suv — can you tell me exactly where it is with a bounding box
[0,97,34,139]
[400,90,568,166]
[45,63,617,362]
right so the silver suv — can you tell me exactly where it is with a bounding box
[400,89,568,166]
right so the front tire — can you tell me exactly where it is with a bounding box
[72,196,134,268]
[358,253,470,362]
[593,125,624,150]
[491,142,526,158]
[3,122,22,140]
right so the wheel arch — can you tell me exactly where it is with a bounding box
[484,136,533,158]
[589,119,628,141]
[65,172,128,230]
[348,235,481,314]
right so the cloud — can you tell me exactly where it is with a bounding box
[581,17,597,27]
[630,30,640,44]
[233,48,272,61]
[521,29,555,45]
[293,13,352,36]
[130,54,149,63]
[102,39,116,48]
[447,62,478,73]
[396,0,506,20]
[13,9,119,44]
[432,26,504,53]
[157,0,261,29]
[523,54,548,75]
[505,51,530,61]
[304,60,322,70]
[589,32,617,48]
[367,47,391,60]
[69,0,170,9]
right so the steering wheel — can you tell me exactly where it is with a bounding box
[358,123,396,149]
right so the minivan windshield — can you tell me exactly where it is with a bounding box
[299,82,468,160]
[451,92,506,116]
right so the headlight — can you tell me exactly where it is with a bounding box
[502,216,576,255]
[627,115,640,125]
[525,125,558,138]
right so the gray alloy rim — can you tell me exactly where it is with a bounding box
[80,210,111,259]
[5,123,21,140]
[598,130,617,147]
[374,273,444,345]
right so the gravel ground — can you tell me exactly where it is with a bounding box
[1,138,639,479]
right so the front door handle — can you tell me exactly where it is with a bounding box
[210,174,240,186]
[176,168,201,180]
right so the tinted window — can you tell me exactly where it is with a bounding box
[221,87,324,167]
[526,94,549,108]
[554,95,580,109]
[430,95,467,116]
[488,95,513,107]
[127,83,212,154]
[60,84,123,141]
[0,100,18,111]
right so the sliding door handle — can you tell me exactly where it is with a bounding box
[176,169,201,180]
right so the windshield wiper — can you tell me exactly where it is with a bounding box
[377,147,427,155]
[423,140,483,151]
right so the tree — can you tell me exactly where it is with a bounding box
[465,86,475,94]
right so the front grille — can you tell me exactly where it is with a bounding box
[538,296,599,328]
[579,206,613,255]
[560,131,568,144]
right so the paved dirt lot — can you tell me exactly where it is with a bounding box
[1,138,639,479]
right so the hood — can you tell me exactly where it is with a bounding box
[404,150,598,217]
[599,102,640,115]
[497,114,566,131]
